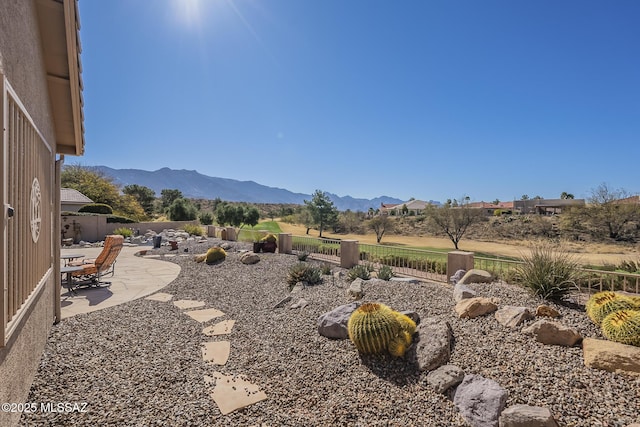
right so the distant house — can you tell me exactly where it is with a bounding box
[513,199,585,215]
[614,195,640,205]
[466,201,515,216]
[380,199,431,216]
[61,188,93,212]
[0,1,84,426]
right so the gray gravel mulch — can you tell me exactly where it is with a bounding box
[20,239,640,426]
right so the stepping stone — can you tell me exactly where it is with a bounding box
[173,300,206,310]
[203,320,235,336]
[185,308,226,323]
[202,341,231,365]
[204,372,267,415]
[145,292,173,302]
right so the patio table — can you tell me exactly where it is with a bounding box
[61,265,83,295]
[61,253,85,266]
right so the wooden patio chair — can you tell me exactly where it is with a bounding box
[71,235,124,288]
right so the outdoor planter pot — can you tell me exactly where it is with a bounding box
[253,241,264,253]
[262,241,277,253]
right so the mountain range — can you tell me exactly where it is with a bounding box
[94,166,409,212]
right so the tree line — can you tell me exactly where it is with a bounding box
[62,166,639,248]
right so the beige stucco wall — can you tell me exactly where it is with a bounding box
[0,0,56,143]
[0,275,55,427]
[61,215,200,242]
[0,3,60,426]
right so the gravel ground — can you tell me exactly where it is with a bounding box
[21,239,640,426]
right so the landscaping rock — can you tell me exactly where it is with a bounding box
[455,297,498,319]
[290,282,305,294]
[289,298,309,309]
[317,302,362,340]
[535,305,560,318]
[450,269,467,285]
[348,278,364,300]
[426,364,464,394]
[495,306,533,328]
[453,283,477,302]
[239,251,260,265]
[415,317,451,371]
[522,320,582,346]
[454,374,508,427]
[389,277,421,284]
[582,338,640,376]
[273,296,292,309]
[499,404,558,427]
[457,269,493,285]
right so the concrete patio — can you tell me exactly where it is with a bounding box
[60,245,182,319]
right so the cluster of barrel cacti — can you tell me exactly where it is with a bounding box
[347,303,416,357]
[586,291,640,346]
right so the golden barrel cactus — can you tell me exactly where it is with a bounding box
[205,246,227,264]
[347,303,416,357]
[600,309,640,347]
[586,292,636,325]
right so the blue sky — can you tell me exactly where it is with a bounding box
[77,0,639,203]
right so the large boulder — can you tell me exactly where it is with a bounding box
[415,317,452,371]
[522,320,582,347]
[450,269,467,285]
[457,269,493,285]
[582,338,640,376]
[499,404,558,427]
[240,252,260,265]
[453,374,508,427]
[348,278,364,300]
[495,306,534,328]
[535,305,561,318]
[317,302,362,340]
[455,297,498,319]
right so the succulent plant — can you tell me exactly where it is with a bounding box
[586,292,636,325]
[600,309,640,347]
[348,265,371,282]
[205,246,227,264]
[347,303,416,357]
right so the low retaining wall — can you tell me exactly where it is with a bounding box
[61,215,198,242]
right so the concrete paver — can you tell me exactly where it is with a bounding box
[60,246,181,319]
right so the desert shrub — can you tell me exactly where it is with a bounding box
[79,203,113,214]
[183,224,204,236]
[348,264,371,282]
[287,263,322,287]
[112,227,133,238]
[378,265,394,281]
[321,263,332,275]
[514,243,581,301]
[198,211,214,225]
[297,252,309,261]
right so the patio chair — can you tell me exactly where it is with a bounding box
[71,235,124,288]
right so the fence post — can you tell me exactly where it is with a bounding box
[278,233,292,254]
[447,251,474,283]
[207,225,216,237]
[225,227,237,241]
[340,240,359,269]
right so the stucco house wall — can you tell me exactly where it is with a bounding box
[0,2,83,426]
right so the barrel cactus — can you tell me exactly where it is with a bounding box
[347,303,416,357]
[586,292,636,325]
[600,309,640,347]
[205,246,227,264]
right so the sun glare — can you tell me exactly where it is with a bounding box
[171,0,205,28]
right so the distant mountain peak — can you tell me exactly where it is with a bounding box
[93,166,405,212]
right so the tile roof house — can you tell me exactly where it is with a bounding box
[0,1,84,425]
[61,187,93,212]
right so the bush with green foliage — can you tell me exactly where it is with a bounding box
[198,211,214,226]
[286,263,322,287]
[347,302,415,357]
[205,246,227,264]
[112,227,133,238]
[167,198,197,221]
[514,243,581,301]
[297,252,309,261]
[79,203,113,214]
[348,264,371,282]
[377,265,394,281]
[106,215,135,224]
[183,224,204,236]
